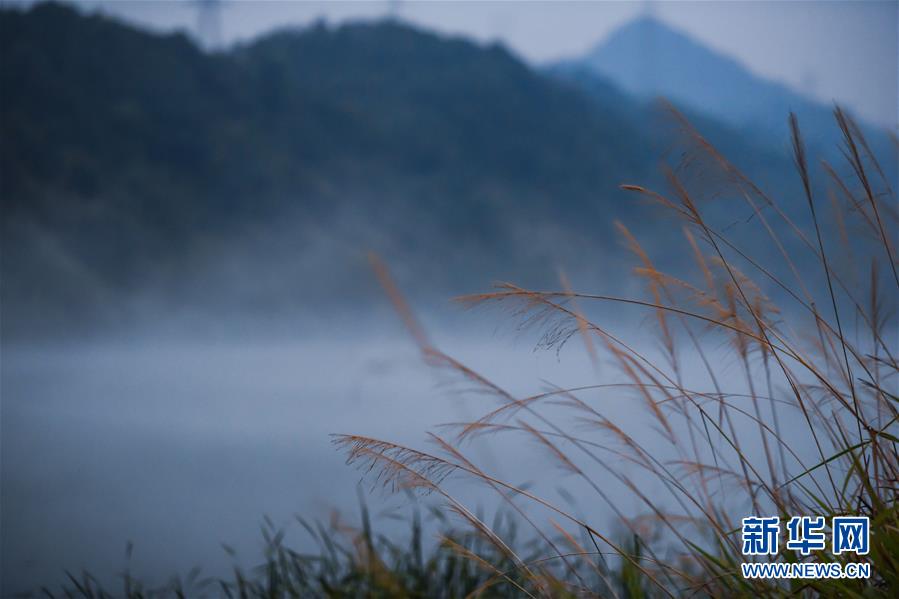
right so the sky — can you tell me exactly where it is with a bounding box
[6,1,898,126]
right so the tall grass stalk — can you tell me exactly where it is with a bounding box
[337,108,899,597]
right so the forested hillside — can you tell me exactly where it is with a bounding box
[1,3,834,338]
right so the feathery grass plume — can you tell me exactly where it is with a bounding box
[340,108,898,597]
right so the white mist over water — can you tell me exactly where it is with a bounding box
[0,327,588,592]
[1,316,825,594]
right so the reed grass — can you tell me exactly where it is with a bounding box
[337,107,899,597]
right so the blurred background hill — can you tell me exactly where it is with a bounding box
[1,2,648,338]
[555,14,896,164]
[5,2,893,340]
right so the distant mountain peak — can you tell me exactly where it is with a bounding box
[605,14,687,40]
[602,15,747,70]
[570,15,849,141]
[585,16,762,105]
[557,14,894,179]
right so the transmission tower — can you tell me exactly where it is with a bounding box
[387,0,402,21]
[195,0,223,51]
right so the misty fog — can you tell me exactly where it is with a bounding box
[3,306,827,592]
[3,1,895,595]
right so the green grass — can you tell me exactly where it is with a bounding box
[30,502,602,598]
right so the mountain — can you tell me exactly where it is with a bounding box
[559,16,896,166]
[0,2,659,337]
[0,3,843,340]
[572,17,811,131]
